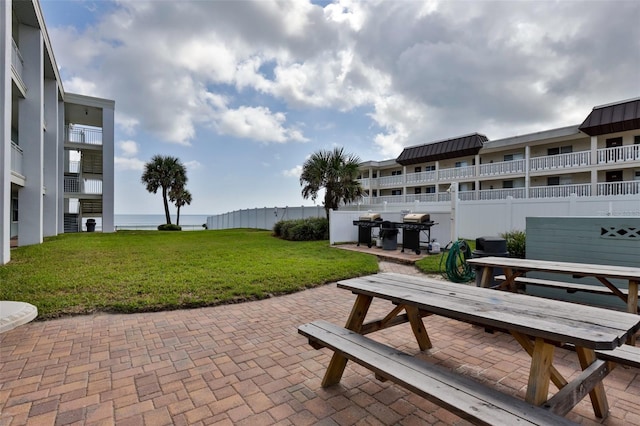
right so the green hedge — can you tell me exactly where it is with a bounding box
[158,224,182,231]
[273,218,329,241]
[501,230,526,258]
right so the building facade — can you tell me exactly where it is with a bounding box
[357,98,640,206]
[1,0,115,264]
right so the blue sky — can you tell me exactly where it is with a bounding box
[40,0,640,215]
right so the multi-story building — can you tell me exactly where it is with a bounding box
[1,0,115,264]
[357,98,640,206]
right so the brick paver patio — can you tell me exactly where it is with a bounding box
[1,261,639,425]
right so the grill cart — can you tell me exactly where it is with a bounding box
[352,213,382,248]
[397,213,436,255]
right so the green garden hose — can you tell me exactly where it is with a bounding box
[440,240,475,283]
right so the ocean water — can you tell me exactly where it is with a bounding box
[114,214,210,231]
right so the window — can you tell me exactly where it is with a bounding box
[455,161,468,168]
[503,180,514,189]
[425,165,436,171]
[606,137,623,148]
[391,170,402,176]
[391,189,402,196]
[372,190,377,197]
[547,146,573,155]
[372,172,377,178]
[635,171,640,181]
[414,167,421,173]
[414,188,422,194]
[605,170,623,182]
[425,186,436,193]
[11,196,18,222]
[547,177,560,186]
[634,135,640,144]
[504,153,524,161]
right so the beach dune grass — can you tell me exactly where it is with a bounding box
[0,230,378,319]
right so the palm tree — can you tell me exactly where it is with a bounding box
[141,155,187,225]
[300,147,364,220]
[169,186,192,226]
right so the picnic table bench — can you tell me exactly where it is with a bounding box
[299,273,640,424]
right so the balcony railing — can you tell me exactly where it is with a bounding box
[597,180,640,196]
[11,39,24,84]
[405,170,437,184]
[458,191,477,201]
[479,159,525,176]
[438,165,475,180]
[597,145,640,164]
[405,193,437,203]
[65,126,103,145]
[377,175,404,187]
[64,176,103,194]
[358,178,370,189]
[11,142,23,176]
[529,184,591,198]
[478,188,526,200]
[529,151,590,171]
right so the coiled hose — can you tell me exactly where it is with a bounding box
[440,240,475,283]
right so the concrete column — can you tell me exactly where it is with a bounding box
[43,79,58,237]
[590,136,598,196]
[525,145,530,198]
[57,100,64,233]
[17,24,44,247]
[102,104,115,232]
[0,1,11,263]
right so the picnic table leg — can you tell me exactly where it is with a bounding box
[525,337,555,405]
[479,266,493,288]
[321,294,372,387]
[510,331,567,390]
[575,347,609,418]
[628,280,638,345]
[405,306,432,351]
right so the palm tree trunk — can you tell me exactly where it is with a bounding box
[162,187,172,224]
[176,207,181,226]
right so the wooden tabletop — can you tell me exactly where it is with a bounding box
[466,257,640,280]
[338,273,640,350]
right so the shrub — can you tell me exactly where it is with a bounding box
[273,218,329,241]
[501,230,526,258]
[158,224,182,231]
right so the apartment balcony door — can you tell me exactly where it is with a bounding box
[605,170,623,182]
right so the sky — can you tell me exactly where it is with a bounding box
[39,0,640,215]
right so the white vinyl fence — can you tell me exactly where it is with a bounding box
[206,206,325,231]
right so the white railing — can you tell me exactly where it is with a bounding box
[69,160,80,174]
[63,177,102,194]
[358,178,370,189]
[10,142,23,176]
[478,188,526,200]
[438,192,451,202]
[529,151,590,171]
[405,170,437,184]
[438,165,475,180]
[377,175,404,187]
[11,39,24,83]
[597,180,640,196]
[458,191,477,201]
[597,145,640,164]
[479,159,525,176]
[405,193,438,203]
[529,184,591,198]
[65,126,103,145]
[370,195,405,204]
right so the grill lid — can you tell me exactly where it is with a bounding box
[359,213,381,221]
[403,213,430,223]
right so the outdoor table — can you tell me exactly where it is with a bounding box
[325,273,640,419]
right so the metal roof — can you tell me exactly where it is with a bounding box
[578,98,640,136]
[396,133,488,165]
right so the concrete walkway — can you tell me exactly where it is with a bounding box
[1,262,639,425]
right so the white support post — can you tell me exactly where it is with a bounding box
[102,104,115,232]
[0,0,11,263]
[449,182,459,242]
[43,79,59,237]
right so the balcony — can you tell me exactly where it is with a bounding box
[64,176,103,194]
[478,188,526,200]
[11,39,25,90]
[529,151,590,171]
[405,193,437,203]
[597,180,640,196]
[65,126,103,146]
[438,165,475,181]
[377,175,404,187]
[479,159,525,177]
[358,178,370,189]
[11,142,23,176]
[529,184,591,198]
[597,145,640,164]
[405,170,437,184]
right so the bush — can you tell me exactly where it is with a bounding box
[157,224,182,231]
[273,218,329,241]
[501,230,526,258]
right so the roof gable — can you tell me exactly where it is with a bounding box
[579,98,640,136]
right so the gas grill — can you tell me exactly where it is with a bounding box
[352,213,382,248]
[396,213,435,255]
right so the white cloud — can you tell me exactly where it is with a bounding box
[184,160,202,170]
[118,140,139,157]
[216,106,308,143]
[283,165,302,178]
[114,157,145,171]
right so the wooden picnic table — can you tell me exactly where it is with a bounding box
[323,273,640,419]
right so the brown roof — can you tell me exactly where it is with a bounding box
[578,98,640,136]
[396,133,488,165]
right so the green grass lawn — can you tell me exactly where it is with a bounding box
[0,230,378,319]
